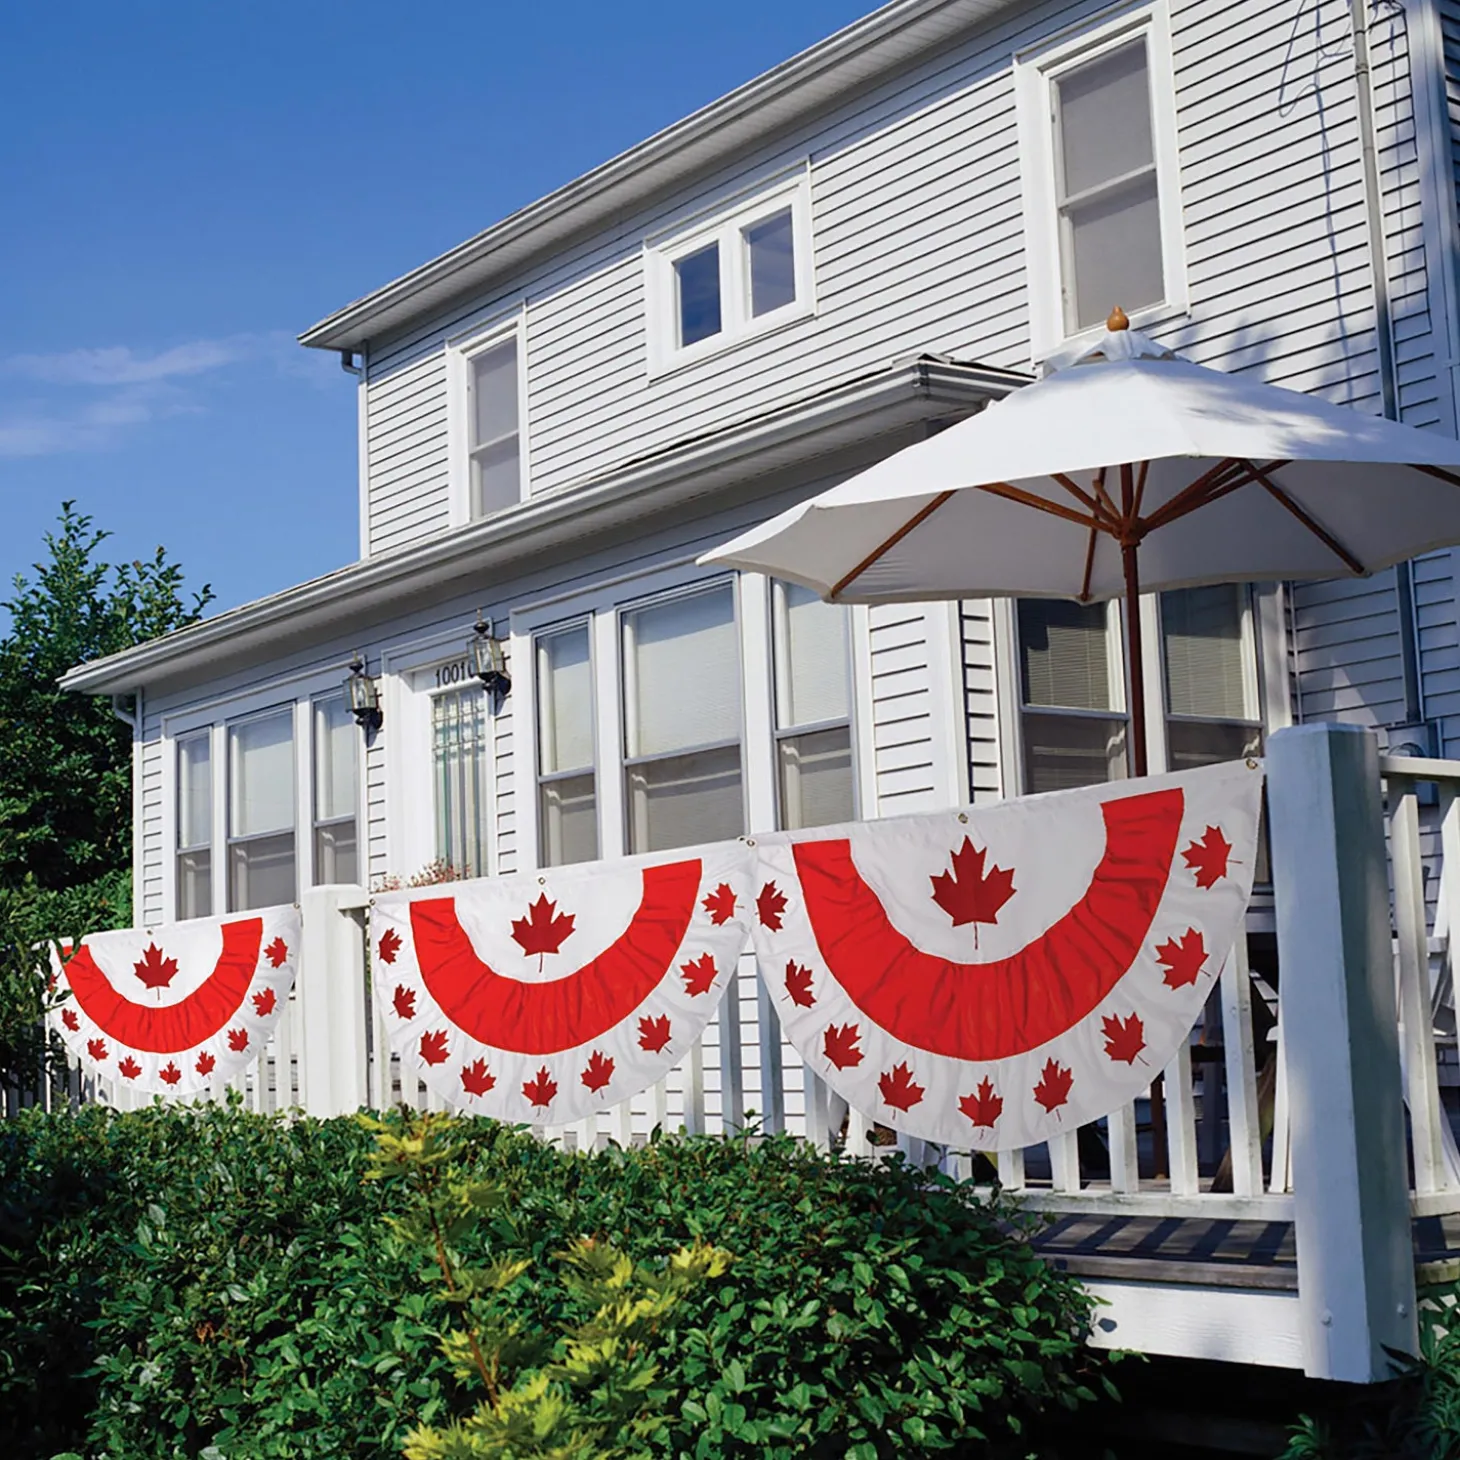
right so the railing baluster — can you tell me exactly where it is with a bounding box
[1221,942,1264,1198]
[720,969,745,1131]
[1108,1102,1139,1192]
[757,982,786,1135]
[1050,1131,1081,1192]
[1164,1042,1199,1196]
[1391,775,1449,1193]
[1269,1026,1291,1194]
[680,1040,705,1135]
[997,1146,1025,1192]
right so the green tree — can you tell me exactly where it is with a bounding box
[0,500,212,890]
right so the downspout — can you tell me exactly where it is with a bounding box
[1351,0,1427,736]
[111,689,143,928]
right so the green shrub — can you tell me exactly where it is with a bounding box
[0,1102,1099,1459]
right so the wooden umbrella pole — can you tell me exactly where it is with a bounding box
[1122,539,1149,777]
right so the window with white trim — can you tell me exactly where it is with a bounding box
[228,707,296,911]
[176,729,212,919]
[466,335,522,519]
[536,622,597,866]
[622,582,744,852]
[1016,5,1184,355]
[1016,599,1129,793]
[312,694,358,885]
[772,581,855,829]
[1160,585,1262,769]
[647,174,813,372]
[431,687,490,877]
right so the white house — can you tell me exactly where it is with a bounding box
[62,0,1460,930]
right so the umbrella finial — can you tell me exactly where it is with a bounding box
[1107,305,1130,332]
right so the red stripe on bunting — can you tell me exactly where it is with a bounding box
[62,918,264,1053]
[409,859,703,1055]
[792,788,1184,1061]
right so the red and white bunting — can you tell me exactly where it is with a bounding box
[371,841,752,1123]
[50,905,300,1096]
[748,759,1264,1150]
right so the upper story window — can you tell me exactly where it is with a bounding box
[312,695,358,885]
[622,582,744,852]
[647,172,814,374]
[176,730,212,920]
[228,707,297,912]
[772,581,855,829]
[1015,4,1184,357]
[448,322,526,526]
[536,622,597,867]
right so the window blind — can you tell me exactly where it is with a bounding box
[1162,585,1250,720]
[313,697,357,824]
[537,625,594,775]
[229,710,295,839]
[776,581,850,729]
[1018,599,1115,710]
[624,584,740,756]
[177,732,211,850]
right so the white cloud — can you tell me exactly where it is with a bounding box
[5,339,248,386]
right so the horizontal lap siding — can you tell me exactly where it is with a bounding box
[869,605,941,815]
[139,724,164,926]
[1445,1,1460,207]
[364,348,449,555]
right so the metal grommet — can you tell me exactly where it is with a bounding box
[538,876,546,885]
[1246,758,1259,770]
[958,813,969,823]
[746,838,756,847]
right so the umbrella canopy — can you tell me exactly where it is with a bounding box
[703,319,1460,606]
[703,312,1460,775]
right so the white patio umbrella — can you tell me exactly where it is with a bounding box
[703,310,1460,774]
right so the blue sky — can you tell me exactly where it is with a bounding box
[0,0,873,619]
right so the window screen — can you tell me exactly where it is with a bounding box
[228,708,296,911]
[468,339,520,518]
[313,696,358,885]
[537,624,597,867]
[177,731,212,919]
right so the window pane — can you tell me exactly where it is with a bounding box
[1167,719,1262,772]
[471,436,520,518]
[1065,174,1163,330]
[177,849,212,920]
[313,696,357,824]
[1023,712,1128,794]
[1162,585,1251,720]
[229,832,296,912]
[625,585,740,755]
[314,820,358,885]
[470,340,518,448]
[432,688,489,877]
[229,710,295,839]
[177,732,211,850]
[775,581,850,728]
[628,745,743,853]
[747,208,796,317]
[540,773,598,867]
[537,626,594,774]
[1056,40,1154,198]
[779,725,854,830]
[1019,600,1115,710]
[676,242,722,346]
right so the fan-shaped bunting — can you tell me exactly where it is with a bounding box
[50,905,300,1096]
[371,841,752,1122]
[747,759,1264,1149]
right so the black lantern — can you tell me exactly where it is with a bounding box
[345,653,383,731]
[469,612,511,697]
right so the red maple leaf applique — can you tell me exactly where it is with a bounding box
[581,1050,615,1094]
[378,927,402,964]
[1182,825,1233,889]
[392,984,417,1020]
[879,1062,925,1112]
[523,1066,558,1109]
[87,1038,108,1062]
[638,1014,672,1054]
[227,1027,249,1053]
[159,1061,182,1087]
[1102,1012,1147,1064]
[252,987,277,1017]
[134,942,179,991]
[512,895,575,969]
[702,883,738,926]
[823,1023,864,1070]
[959,1077,1003,1129]
[756,882,788,931]
[930,838,1015,946]
[60,1008,79,1031]
[461,1058,496,1097]
[681,952,717,997]
[1156,928,1207,989]
[1033,1058,1074,1114]
[195,1051,216,1076]
[117,1055,141,1080]
[419,1030,449,1066]
[264,936,289,968]
[784,961,815,1008]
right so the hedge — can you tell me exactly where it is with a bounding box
[0,1102,1101,1458]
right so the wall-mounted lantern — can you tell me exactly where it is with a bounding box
[345,652,383,731]
[469,612,511,697]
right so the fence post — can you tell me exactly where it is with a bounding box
[298,885,369,1118]
[1267,724,1417,1382]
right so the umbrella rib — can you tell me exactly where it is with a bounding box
[1051,472,1118,527]
[829,491,955,599]
[1251,468,1367,575]
[1414,464,1460,489]
[1142,458,1276,533]
[971,480,1105,531]
[1079,524,1098,602]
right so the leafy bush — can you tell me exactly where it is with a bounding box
[0,1102,1099,1459]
